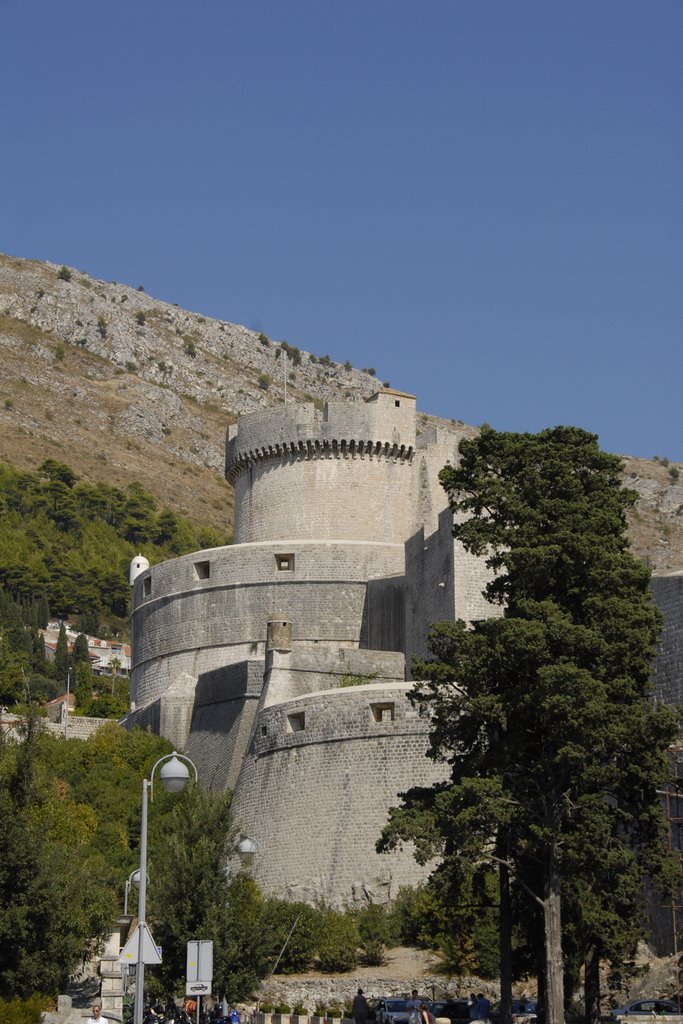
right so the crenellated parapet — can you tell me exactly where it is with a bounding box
[227,390,419,545]
[226,436,414,484]
[226,389,416,482]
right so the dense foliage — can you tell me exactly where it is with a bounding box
[0,720,174,998]
[0,458,228,708]
[0,718,424,1006]
[0,458,227,618]
[380,426,680,1024]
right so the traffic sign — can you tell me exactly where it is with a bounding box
[186,939,213,988]
[119,923,162,966]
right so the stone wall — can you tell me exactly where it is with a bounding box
[652,572,683,704]
[230,662,445,907]
[130,540,405,711]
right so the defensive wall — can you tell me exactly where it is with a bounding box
[230,621,444,905]
[129,539,406,737]
[125,390,516,905]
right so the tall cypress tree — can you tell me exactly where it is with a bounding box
[54,622,69,688]
[381,426,679,1024]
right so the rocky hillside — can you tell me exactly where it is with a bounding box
[0,252,681,571]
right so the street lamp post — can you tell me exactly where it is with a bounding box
[133,751,198,1024]
[124,869,141,917]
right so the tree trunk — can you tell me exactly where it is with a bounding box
[584,943,601,1024]
[544,847,565,1024]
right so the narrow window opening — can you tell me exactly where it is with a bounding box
[275,553,295,572]
[395,400,400,407]
[193,560,211,581]
[287,711,306,733]
[371,702,395,723]
[261,725,268,737]
[143,577,152,597]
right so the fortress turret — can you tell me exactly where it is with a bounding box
[226,390,418,545]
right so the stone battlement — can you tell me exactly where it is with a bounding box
[226,390,416,482]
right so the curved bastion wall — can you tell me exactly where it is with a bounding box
[130,540,406,710]
[226,392,418,545]
[230,681,446,907]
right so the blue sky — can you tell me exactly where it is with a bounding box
[1,0,680,459]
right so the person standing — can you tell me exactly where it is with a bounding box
[407,990,421,1024]
[476,995,491,1022]
[352,989,368,1024]
[85,1005,107,1024]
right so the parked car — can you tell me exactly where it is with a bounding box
[376,1000,411,1024]
[610,999,680,1018]
[511,1000,537,1018]
[428,1001,471,1024]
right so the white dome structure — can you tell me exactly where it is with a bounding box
[129,554,150,586]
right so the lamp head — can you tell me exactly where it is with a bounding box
[159,754,190,793]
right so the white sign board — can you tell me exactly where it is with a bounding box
[186,980,212,996]
[119,923,162,966]
[186,939,213,989]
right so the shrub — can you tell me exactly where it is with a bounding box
[343,360,352,371]
[0,994,49,1024]
[183,336,197,357]
[293,1004,309,1016]
[362,367,376,376]
[261,1004,275,1014]
[280,341,302,366]
[327,1006,343,1019]
[356,903,396,965]
[57,265,72,281]
[316,909,359,972]
[54,343,65,360]
[661,456,670,467]
[125,361,138,372]
[340,672,377,687]
[319,354,333,367]
[258,373,271,391]
[36,288,45,298]
[135,311,146,325]
[274,1004,292,1015]
[96,315,107,338]
[670,466,680,481]
[4,398,12,409]
[259,332,270,346]
[137,284,145,291]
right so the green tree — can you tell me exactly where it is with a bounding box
[355,903,397,966]
[72,632,90,665]
[54,622,69,687]
[147,788,270,1000]
[74,660,93,712]
[315,909,359,972]
[0,715,117,997]
[381,426,679,1024]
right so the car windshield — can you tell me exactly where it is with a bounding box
[387,1003,409,1012]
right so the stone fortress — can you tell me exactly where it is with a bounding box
[124,388,683,908]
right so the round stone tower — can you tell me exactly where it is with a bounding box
[226,390,418,544]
